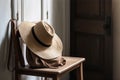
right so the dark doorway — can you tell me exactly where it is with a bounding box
[70,0,113,80]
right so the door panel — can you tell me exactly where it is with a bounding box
[76,34,105,69]
[70,0,113,80]
[76,0,101,16]
[75,0,105,18]
[74,20,105,34]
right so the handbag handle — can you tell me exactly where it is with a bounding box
[7,19,25,72]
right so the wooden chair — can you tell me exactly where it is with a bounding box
[11,20,85,80]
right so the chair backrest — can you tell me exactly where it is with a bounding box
[11,20,25,68]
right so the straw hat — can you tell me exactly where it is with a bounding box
[18,21,63,59]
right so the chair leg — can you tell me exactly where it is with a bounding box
[12,71,15,80]
[76,63,83,80]
[53,75,60,80]
[15,73,21,80]
[45,77,47,80]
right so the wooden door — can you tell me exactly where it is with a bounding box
[70,0,113,80]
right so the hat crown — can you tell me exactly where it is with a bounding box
[33,21,55,46]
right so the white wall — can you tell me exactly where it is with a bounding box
[0,0,12,80]
[48,0,70,56]
[23,0,41,22]
[113,0,120,80]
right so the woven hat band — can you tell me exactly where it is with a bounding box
[31,27,51,47]
[33,21,55,45]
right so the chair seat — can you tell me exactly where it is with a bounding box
[16,56,85,77]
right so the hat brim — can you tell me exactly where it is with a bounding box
[18,21,63,59]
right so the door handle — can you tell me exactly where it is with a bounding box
[104,16,112,35]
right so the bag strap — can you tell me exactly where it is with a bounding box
[7,19,16,72]
[7,19,25,72]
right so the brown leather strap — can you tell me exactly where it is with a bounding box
[7,19,25,71]
[7,19,16,71]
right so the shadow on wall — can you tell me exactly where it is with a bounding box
[0,22,11,71]
[0,0,14,80]
[0,21,12,80]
